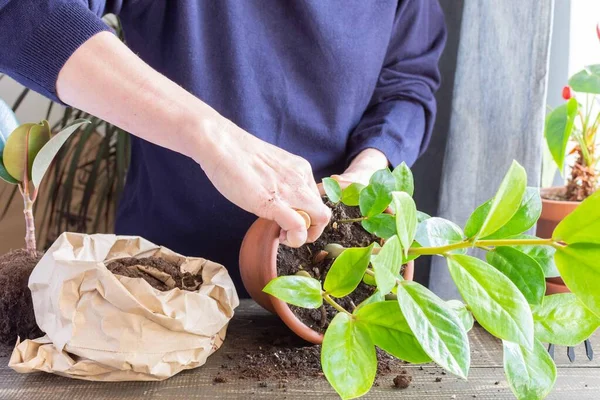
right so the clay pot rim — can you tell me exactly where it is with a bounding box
[540,186,582,206]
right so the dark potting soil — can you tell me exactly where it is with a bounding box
[276,201,405,333]
[0,249,44,351]
[215,325,411,388]
[106,257,203,291]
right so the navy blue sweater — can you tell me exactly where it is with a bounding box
[0,1,446,296]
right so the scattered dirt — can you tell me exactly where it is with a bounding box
[216,324,410,386]
[106,257,202,291]
[435,377,443,382]
[393,370,413,389]
[277,201,405,333]
[0,249,44,351]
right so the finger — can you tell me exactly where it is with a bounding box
[271,202,309,248]
[290,189,331,243]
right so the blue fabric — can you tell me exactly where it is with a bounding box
[0,0,446,296]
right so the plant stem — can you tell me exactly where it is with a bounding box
[323,293,352,316]
[408,238,556,256]
[23,192,37,257]
[337,217,367,224]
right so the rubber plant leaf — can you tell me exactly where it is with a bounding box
[3,121,51,181]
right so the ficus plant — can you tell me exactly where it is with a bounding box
[263,160,600,400]
[0,102,88,255]
[544,26,600,200]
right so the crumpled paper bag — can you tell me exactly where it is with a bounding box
[9,232,239,381]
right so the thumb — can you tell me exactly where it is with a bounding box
[271,203,309,248]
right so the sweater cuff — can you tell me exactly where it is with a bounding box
[14,2,111,103]
[346,100,426,168]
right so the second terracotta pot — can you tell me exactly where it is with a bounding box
[538,187,580,295]
[239,217,414,344]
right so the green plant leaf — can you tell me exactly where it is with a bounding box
[341,182,365,206]
[417,211,431,223]
[446,299,474,332]
[355,290,384,311]
[372,235,402,295]
[359,169,396,217]
[486,247,546,305]
[448,254,533,348]
[263,276,323,308]
[464,198,491,238]
[324,244,374,298]
[322,313,376,400]
[393,191,417,257]
[31,119,89,189]
[355,301,431,363]
[3,121,51,181]
[395,281,470,378]
[484,188,542,239]
[322,177,342,204]
[554,243,600,317]
[392,162,414,196]
[415,217,466,253]
[468,161,528,239]
[510,234,560,278]
[568,64,600,94]
[0,154,18,184]
[361,213,396,239]
[503,339,556,400]
[532,293,600,346]
[544,98,578,170]
[553,190,600,245]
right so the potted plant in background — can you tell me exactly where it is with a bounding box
[244,160,600,400]
[540,25,600,293]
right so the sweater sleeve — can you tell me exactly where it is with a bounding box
[0,0,125,102]
[347,0,447,168]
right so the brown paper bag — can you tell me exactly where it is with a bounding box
[9,233,239,381]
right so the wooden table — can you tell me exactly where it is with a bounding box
[1,300,599,399]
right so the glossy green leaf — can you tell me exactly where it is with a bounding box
[446,299,474,332]
[0,155,17,184]
[322,313,377,400]
[415,217,465,253]
[372,235,402,295]
[359,169,396,217]
[544,98,578,170]
[263,276,323,308]
[3,121,51,181]
[486,247,546,305]
[341,182,365,206]
[356,301,431,363]
[503,339,556,400]
[568,64,600,94]
[393,191,417,257]
[448,254,533,348]
[555,243,600,317]
[464,198,491,238]
[417,211,431,223]
[553,190,600,245]
[324,244,374,298]
[532,293,600,346]
[470,161,528,239]
[484,188,542,239]
[362,271,377,286]
[31,119,89,189]
[361,213,396,239]
[323,177,342,204]
[355,290,384,311]
[392,162,414,196]
[511,235,560,278]
[396,281,470,378]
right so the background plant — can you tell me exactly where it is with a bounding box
[0,15,129,249]
[265,161,600,400]
[544,25,600,200]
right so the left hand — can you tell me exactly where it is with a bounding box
[318,148,389,194]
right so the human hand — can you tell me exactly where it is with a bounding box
[318,148,389,194]
[198,118,331,248]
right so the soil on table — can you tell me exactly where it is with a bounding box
[106,257,203,291]
[214,324,412,389]
[277,201,405,333]
[0,249,44,354]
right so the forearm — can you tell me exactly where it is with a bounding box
[56,31,220,167]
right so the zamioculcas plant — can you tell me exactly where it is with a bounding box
[0,114,89,254]
[264,161,600,400]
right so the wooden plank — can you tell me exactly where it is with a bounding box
[1,300,599,399]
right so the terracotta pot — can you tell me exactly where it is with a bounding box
[239,217,414,344]
[538,187,580,295]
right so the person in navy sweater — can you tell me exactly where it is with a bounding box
[0,1,446,296]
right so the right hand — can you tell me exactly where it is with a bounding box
[197,118,331,248]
